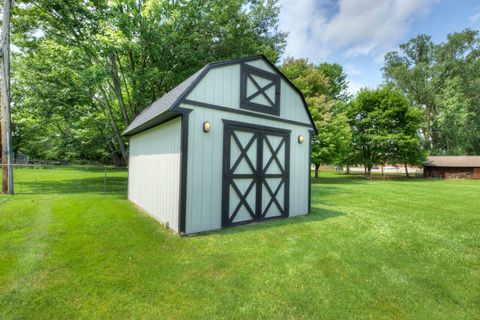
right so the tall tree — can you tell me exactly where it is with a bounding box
[317,62,351,102]
[281,58,351,177]
[12,0,287,165]
[348,87,423,177]
[383,29,480,155]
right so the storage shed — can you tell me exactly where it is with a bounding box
[423,156,480,179]
[123,55,316,234]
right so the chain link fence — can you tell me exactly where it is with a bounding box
[1,163,128,195]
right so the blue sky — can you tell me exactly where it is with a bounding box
[278,0,480,95]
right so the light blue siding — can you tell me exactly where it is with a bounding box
[188,64,241,108]
[183,103,310,234]
[128,118,181,232]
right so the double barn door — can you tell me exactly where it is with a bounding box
[222,121,290,227]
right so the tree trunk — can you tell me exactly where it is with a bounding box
[381,165,385,180]
[315,163,320,178]
[108,54,130,127]
[0,0,13,194]
[99,87,128,166]
[346,165,350,174]
[367,166,372,179]
[404,163,409,177]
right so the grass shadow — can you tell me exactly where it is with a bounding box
[312,172,438,184]
[193,207,344,237]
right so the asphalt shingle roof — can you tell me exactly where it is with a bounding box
[122,66,207,135]
[425,156,480,167]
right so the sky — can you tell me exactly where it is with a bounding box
[278,0,480,95]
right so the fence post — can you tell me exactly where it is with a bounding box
[103,167,107,193]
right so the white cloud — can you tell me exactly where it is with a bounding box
[344,64,362,76]
[279,0,438,61]
[469,8,480,25]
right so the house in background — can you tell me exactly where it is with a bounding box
[423,156,480,179]
[123,55,316,235]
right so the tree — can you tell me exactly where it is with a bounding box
[383,29,480,155]
[12,0,287,165]
[280,58,351,177]
[348,87,423,178]
[317,62,351,102]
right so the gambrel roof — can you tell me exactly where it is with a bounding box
[123,55,316,136]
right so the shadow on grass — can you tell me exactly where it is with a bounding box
[194,206,344,237]
[311,174,369,185]
[15,177,128,196]
[312,173,433,185]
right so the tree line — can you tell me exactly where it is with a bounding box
[5,1,479,172]
[282,29,480,177]
[10,0,286,166]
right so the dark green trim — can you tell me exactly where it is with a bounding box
[177,108,192,234]
[123,111,181,136]
[308,130,314,213]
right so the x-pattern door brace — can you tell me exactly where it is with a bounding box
[229,178,257,222]
[247,74,275,107]
[262,178,285,217]
[230,131,257,174]
[263,136,286,175]
[222,121,290,227]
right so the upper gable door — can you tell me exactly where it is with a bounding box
[240,63,281,116]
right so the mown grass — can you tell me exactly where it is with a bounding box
[0,168,479,319]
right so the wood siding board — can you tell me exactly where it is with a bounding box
[424,166,479,179]
[128,117,182,232]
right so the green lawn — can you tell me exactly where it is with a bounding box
[1,168,479,319]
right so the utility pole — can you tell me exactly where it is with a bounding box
[0,0,13,194]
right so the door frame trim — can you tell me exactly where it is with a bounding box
[221,119,291,228]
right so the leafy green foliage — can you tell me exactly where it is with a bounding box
[383,29,480,155]
[11,0,287,164]
[280,58,351,175]
[347,87,424,175]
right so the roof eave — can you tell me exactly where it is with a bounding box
[122,110,182,136]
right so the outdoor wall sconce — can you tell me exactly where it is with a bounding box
[298,135,304,143]
[203,121,211,133]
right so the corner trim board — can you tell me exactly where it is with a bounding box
[177,108,192,234]
[308,130,314,213]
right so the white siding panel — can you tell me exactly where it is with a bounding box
[185,59,312,126]
[128,118,181,232]
[183,104,309,234]
[245,59,277,73]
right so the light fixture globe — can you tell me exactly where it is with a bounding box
[203,121,211,133]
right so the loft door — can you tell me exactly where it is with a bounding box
[222,121,290,227]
